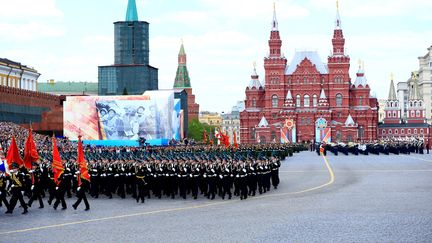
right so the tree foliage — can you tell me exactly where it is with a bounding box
[187,119,217,143]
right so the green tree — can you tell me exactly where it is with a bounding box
[187,119,217,144]
[122,87,128,95]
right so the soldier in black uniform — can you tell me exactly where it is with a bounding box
[27,166,44,209]
[53,173,67,210]
[5,169,28,214]
[135,165,147,203]
[72,173,90,211]
[0,172,9,210]
[270,157,281,189]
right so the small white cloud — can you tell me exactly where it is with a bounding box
[0,21,65,41]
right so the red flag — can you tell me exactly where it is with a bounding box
[233,131,239,149]
[6,136,23,168]
[24,128,39,169]
[203,130,208,144]
[52,136,64,186]
[77,136,90,184]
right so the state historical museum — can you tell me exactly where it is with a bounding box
[240,4,378,144]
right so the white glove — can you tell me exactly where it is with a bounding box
[31,185,34,190]
[56,187,59,190]
[77,187,81,191]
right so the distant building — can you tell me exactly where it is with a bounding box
[378,99,386,123]
[379,74,430,142]
[397,46,432,123]
[0,58,40,92]
[38,81,98,95]
[221,104,241,144]
[173,43,200,120]
[199,112,222,126]
[98,0,158,95]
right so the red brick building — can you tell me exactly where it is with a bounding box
[173,43,200,120]
[240,5,378,144]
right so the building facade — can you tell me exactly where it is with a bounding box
[221,105,242,144]
[199,112,222,126]
[397,46,432,123]
[240,4,378,144]
[173,43,200,120]
[379,75,430,142]
[98,0,158,95]
[0,58,40,92]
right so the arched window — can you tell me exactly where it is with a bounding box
[414,129,417,134]
[416,110,420,117]
[395,129,398,134]
[313,94,318,107]
[336,94,343,107]
[359,96,363,106]
[393,111,396,117]
[389,129,392,134]
[304,77,307,84]
[296,95,301,107]
[271,131,276,142]
[272,95,278,108]
[358,126,364,139]
[401,129,404,134]
[304,95,310,107]
[382,130,386,134]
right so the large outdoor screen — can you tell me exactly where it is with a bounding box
[64,91,183,142]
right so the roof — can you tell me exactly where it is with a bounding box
[286,89,292,100]
[38,82,98,94]
[353,66,368,88]
[344,114,356,126]
[125,0,139,21]
[248,67,263,89]
[285,51,328,75]
[388,79,397,100]
[0,58,38,72]
[257,116,269,127]
[379,123,429,128]
[320,88,327,99]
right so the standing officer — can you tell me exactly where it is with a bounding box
[72,172,90,211]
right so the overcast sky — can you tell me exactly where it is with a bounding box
[1,0,431,112]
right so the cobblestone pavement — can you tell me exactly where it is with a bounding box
[1,152,432,243]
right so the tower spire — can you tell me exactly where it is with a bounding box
[335,0,341,29]
[126,0,139,21]
[173,41,191,88]
[272,2,278,31]
[388,75,397,100]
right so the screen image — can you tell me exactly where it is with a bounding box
[64,91,183,143]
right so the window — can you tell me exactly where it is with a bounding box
[414,129,417,134]
[358,126,364,139]
[304,77,307,84]
[411,111,415,117]
[272,113,277,119]
[272,95,278,108]
[250,128,256,139]
[313,94,318,107]
[304,95,310,107]
[389,129,392,134]
[421,129,424,134]
[393,111,396,117]
[359,96,363,106]
[382,130,386,134]
[395,129,398,134]
[401,129,404,134]
[408,129,411,134]
[296,95,301,107]
[336,94,343,107]
[416,110,420,117]
[252,98,256,107]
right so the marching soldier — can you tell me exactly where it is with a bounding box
[5,169,28,214]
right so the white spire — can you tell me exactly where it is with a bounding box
[335,0,342,29]
[258,116,269,127]
[272,2,278,31]
[248,63,263,89]
[320,88,327,99]
[286,89,293,100]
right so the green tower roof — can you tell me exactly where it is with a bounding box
[174,43,191,89]
[126,0,139,21]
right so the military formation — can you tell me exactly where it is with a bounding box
[314,138,428,156]
[0,143,307,215]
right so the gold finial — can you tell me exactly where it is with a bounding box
[253,61,257,69]
[357,59,361,68]
[336,0,339,11]
[390,72,394,81]
[273,2,276,12]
